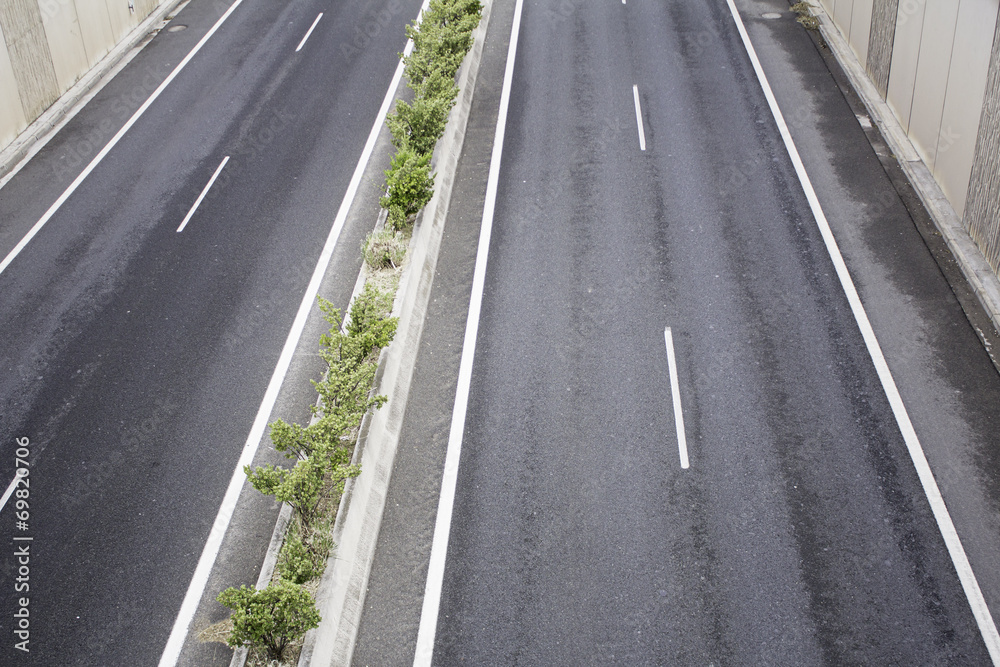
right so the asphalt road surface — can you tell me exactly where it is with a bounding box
[354,0,1000,665]
[0,0,422,663]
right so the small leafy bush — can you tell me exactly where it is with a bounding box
[403,0,482,84]
[217,580,321,661]
[386,90,456,155]
[245,457,327,530]
[277,529,331,584]
[380,148,434,230]
[345,283,397,357]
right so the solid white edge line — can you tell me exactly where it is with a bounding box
[176,155,229,232]
[664,327,689,469]
[157,26,419,667]
[295,12,323,53]
[723,0,1000,662]
[411,0,525,663]
[0,0,248,279]
[632,84,646,151]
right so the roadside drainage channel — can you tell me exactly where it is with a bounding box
[225,2,494,666]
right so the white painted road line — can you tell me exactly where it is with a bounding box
[723,0,1000,662]
[176,156,229,232]
[0,469,26,515]
[0,0,248,279]
[156,15,422,667]
[632,84,646,151]
[296,12,323,52]
[664,327,689,469]
[412,0,525,663]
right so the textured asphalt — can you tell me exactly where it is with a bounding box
[0,0,423,664]
[354,0,1000,665]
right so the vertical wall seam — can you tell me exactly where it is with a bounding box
[930,0,961,170]
[74,0,93,65]
[900,0,929,134]
[846,0,855,44]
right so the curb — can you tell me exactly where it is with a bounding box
[0,0,186,184]
[809,3,1000,338]
[227,503,293,667]
[297,2,494,666]
[228,217,384,667]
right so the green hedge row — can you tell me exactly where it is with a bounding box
[380,0,483,231]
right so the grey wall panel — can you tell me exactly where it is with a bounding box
[964,14,1000,273]
[868,0,899,97]
[0,0,59,120]
[0,20,27,147]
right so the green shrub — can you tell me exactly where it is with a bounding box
[386,93,456,155]
[345,283,397,357]
[403,39,464,87]
[265,294,393,467]
[363,229,407,270]
[267,418,318,461]
[387,67,459,155]
[277,529,331,584]
[403,0,482,84]
[380,148,434,230]
[217,580,321,661]
[245,457,326,529]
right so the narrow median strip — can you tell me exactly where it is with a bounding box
[188,1,491,666]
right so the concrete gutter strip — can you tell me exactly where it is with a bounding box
[299,3,493,666]
[810,4,1000,336]
[0,0,186,183]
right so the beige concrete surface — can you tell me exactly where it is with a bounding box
[849,0,874,66]
[934,0,997,216]
[0,0,165,156]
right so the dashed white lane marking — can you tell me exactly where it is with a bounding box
[176,155,228,232]
[664,327,689,469]
[296,13,323,52]
[0,0,249,278]
[633,84,646,151]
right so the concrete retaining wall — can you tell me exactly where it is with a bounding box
[0,0,165,151]
[817,0,1000,277]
